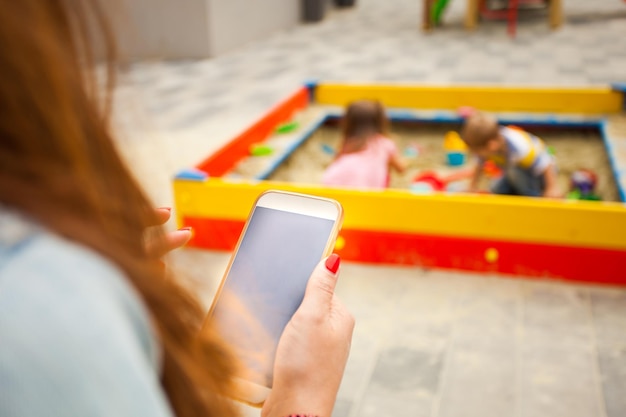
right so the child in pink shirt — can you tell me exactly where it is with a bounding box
[322,100,407,189]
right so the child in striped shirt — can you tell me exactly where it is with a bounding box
[460,111,560,198]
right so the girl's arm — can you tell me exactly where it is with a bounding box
[389,152,408,174]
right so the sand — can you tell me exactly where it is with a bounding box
[263,121,620,201]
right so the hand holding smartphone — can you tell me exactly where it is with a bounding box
[205,190,347,407]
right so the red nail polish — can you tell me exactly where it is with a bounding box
[159,207,172,212]
[325,254,340,274]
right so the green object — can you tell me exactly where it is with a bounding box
[566,189,602,201]
[566,190,581,200]
[547,146,556,156]
[431,0,451,25]
[250,144,273,156]
[582,193,602,201]
[275,121,299,134]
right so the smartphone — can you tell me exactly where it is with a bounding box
[205,190,343,406]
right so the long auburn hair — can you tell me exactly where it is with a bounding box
[338,99,389,155]
[0,1,239,416]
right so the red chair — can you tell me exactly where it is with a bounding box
[479,0,548,38]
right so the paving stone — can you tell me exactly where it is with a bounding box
[368,346,444,396]
[437,343,518,417]
[357,391,432,417]
[520,344,602,417]
[597,344,626,417]
[523,285,593,349]
[332,398,354,417]
[590,290,626,346]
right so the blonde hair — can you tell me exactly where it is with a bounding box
[460,111,499,149]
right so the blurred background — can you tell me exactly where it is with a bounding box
[105,1,626,416]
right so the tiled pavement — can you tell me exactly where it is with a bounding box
[112,1,626,416]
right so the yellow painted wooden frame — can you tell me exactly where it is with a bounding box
[315,84,623,114]
[173,83,626,282]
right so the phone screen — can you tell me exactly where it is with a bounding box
[211,205,336,388]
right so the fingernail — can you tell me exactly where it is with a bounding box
[178,227,192,232]
[159,207,172,212]
[325,253,340,274]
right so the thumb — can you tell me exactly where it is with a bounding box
[300,254,341,310]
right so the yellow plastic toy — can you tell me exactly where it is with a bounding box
[443,131,467,151]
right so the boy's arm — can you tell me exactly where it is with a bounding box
[469,160,484,192]
[542,164,561,198]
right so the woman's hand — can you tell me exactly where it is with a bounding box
[145,207,192,258]
[262,254,355,417]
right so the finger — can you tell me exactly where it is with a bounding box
[146,227,192,258]
[153,207,172,226]
[300,254,341,310]
[165,227,192,250]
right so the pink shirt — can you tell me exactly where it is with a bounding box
[322,135,398,189]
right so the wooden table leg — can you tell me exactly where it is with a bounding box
[549,0,563,29]
[422,0,433,31]
[465,0,479,30]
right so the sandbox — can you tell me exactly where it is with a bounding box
[173,83,626,285]
[249,122,619,202]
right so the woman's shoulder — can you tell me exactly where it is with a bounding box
[0,207,159,364]
[0,207,169,416]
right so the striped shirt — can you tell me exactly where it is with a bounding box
[486,126,553,176]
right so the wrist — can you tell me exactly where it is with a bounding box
[261,385,335,417]
[282,415,319,417]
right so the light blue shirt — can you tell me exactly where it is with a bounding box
[0,208,174,417]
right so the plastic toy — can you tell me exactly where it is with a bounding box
[412,171,446,192]
[321,143,335,155]
[443,131,467,151]
[446,152,466,166]
[275,121,299,134]
[483,160,502,177]
[250,144,274,156]
[411,169,474,193]
[567,189,601,201]
[443,131,467,166]
[404,143,421,157]
[567,169,601,201]
[410,182,437,193]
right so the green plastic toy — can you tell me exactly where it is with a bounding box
[566,189,601,201]
[250,144,273,156]
[275,121,299,134]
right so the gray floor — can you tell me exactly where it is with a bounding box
[112,1,626,416]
